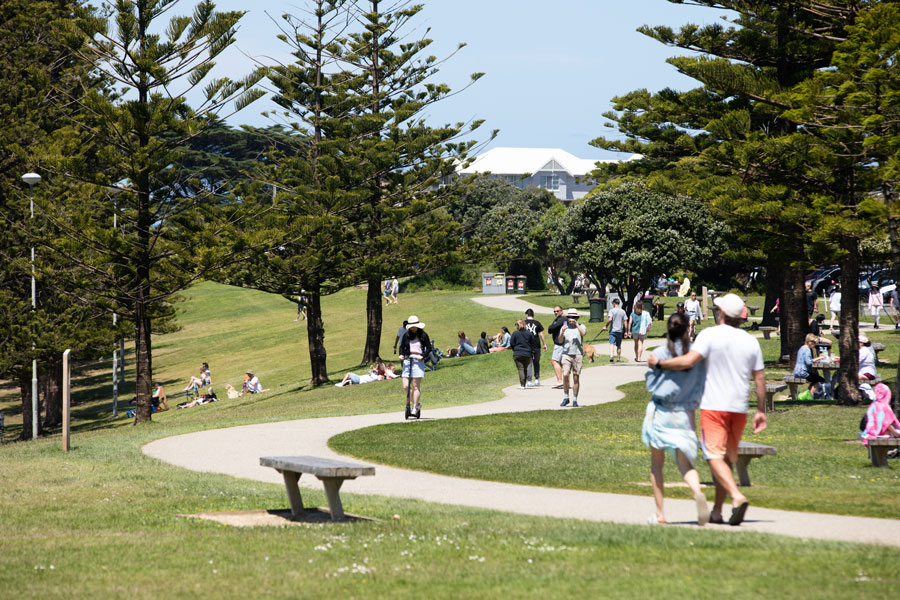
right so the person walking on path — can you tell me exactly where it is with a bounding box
[524,308,547,387]
[510,319,537,389]
[888,286,900,329]
[684,291,701,339]
[647,293,767,526]
[805,281,819,318]
[398,316,432,416]
[828,284,841,332]
[602,298,627,362]
[558,309,586,407]
[627,300,653,362]
[642,312,709,526]
[547,305,567,388]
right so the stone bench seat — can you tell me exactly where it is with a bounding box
[746,305,760,316]
[783,375,808,401]
[737,441,777,486]
[260,455,375,520]
[764,382,787,412]
[759,326,778,340]
[866,437,900,467]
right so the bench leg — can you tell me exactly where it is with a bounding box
[870,446,889,468]
[735,456,753,487]
[762,331,771,340]
[280,470,305,517]
[765,391,775,413]
[319,477,348,520]
[786,382,799,402]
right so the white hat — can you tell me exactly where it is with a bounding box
[714,293,748,319]
[407,315,425,329]
[859,335,870,344]
[566,308,580,318]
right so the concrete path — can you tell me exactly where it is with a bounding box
[144,295,900,547]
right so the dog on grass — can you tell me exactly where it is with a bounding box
[225,384,240,399]
[583,344,598,363]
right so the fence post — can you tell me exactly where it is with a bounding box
[62,349,71,452]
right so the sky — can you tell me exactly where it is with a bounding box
[209,0,732,160]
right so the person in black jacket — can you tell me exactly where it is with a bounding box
[476,331,491,354]
[509,319,537,389]
[398,315,433,414]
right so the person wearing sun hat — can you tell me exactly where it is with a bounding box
[557,308,587,407]
[398,315,433,416]
[647,293,767,526]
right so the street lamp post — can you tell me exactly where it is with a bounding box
[22,172,41,439]
[109,187,121,417]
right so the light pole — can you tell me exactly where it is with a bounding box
[22,172,41,439]
[109,186,121,417]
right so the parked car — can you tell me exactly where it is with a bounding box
[859,268,897,303]
[810,267,840,296]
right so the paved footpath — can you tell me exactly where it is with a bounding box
[144,295,900,547]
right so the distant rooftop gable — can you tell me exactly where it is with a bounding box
[457,147,635,177]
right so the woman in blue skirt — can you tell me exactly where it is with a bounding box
[643,312,709,525]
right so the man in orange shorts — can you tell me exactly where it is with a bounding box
[648,293,767,525]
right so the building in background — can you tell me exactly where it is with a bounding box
[454,147,639,202]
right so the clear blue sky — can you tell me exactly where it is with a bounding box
[211,0,730,159]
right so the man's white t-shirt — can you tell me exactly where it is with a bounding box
[685,298,701,318]
[691,324,764,413]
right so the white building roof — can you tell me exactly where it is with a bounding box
[456,147,637,177]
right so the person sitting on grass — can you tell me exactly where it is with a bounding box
[476,331,490,355]
[489,327,511,352]
[858,335,878,381]
[860,383,900,446]
[183,362,211,392]
[239,370,266,396]
[793,333,828,400]
[456,331,476,357]
[152,383,168,411]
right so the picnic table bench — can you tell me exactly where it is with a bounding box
[783,375,807,401]
[746,305,760,316]
[737,441,777,486]
[867,438,900,467]
[764,382,787,412]
[872,342,886,362]
[759,326,778,340]
[260,455,375,521]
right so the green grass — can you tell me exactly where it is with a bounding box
[2,282,900,598]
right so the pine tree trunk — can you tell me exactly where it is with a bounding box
[762,259,782,329]
[782,266,806,367]
[18,371,37,441]
[362,277,383,364]
[887,216,900,411]
[837,241,861,405]
[306,286,329,385]
[42,355,63,429]
[133,296,153,422]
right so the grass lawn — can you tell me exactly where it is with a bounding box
[2,282,900,598]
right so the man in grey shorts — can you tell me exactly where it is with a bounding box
[602,298,627,362]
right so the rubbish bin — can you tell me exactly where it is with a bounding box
[589,297,605,322]
[505,276,516,294]
[516,275,527,293]
[481,273,505,295]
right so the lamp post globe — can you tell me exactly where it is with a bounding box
[22,172,41,186]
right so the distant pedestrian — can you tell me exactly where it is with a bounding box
[684,292,701,339]
[524,308,547,387]
[390,276,399,304]
[602,298,627,362]
[889,286,900,329]
[868,283,884,329]
[805,282,818,318]
[627,300,653,362]
[828,284,841,331]
[393,320,408,354]
[642,312,709,525]
[510,319,537,389]
[547,305,567,388]
[648,294,767,526]
[295,292,308,321]
[558,309,586,407]
[398,316,432,416]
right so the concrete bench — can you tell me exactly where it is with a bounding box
[872,342,886,363]
[260,456,375,521]
[746,305,760,316]
[764,382,787,412]
[867,438,900,467]
[783,375,808,401]
[571,292,584,303]
[759,326,778,340]
[737,441,777,486]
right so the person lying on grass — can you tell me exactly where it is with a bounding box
[642,312,709,526]
[335,363,397,387]
[178,387,218,409]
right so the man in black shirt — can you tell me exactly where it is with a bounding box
[805,282,818,317]
[524,308,548,387]
[547,305,567,389]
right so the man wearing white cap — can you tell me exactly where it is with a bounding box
[557,308,586,407]
[647,293,767,526]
